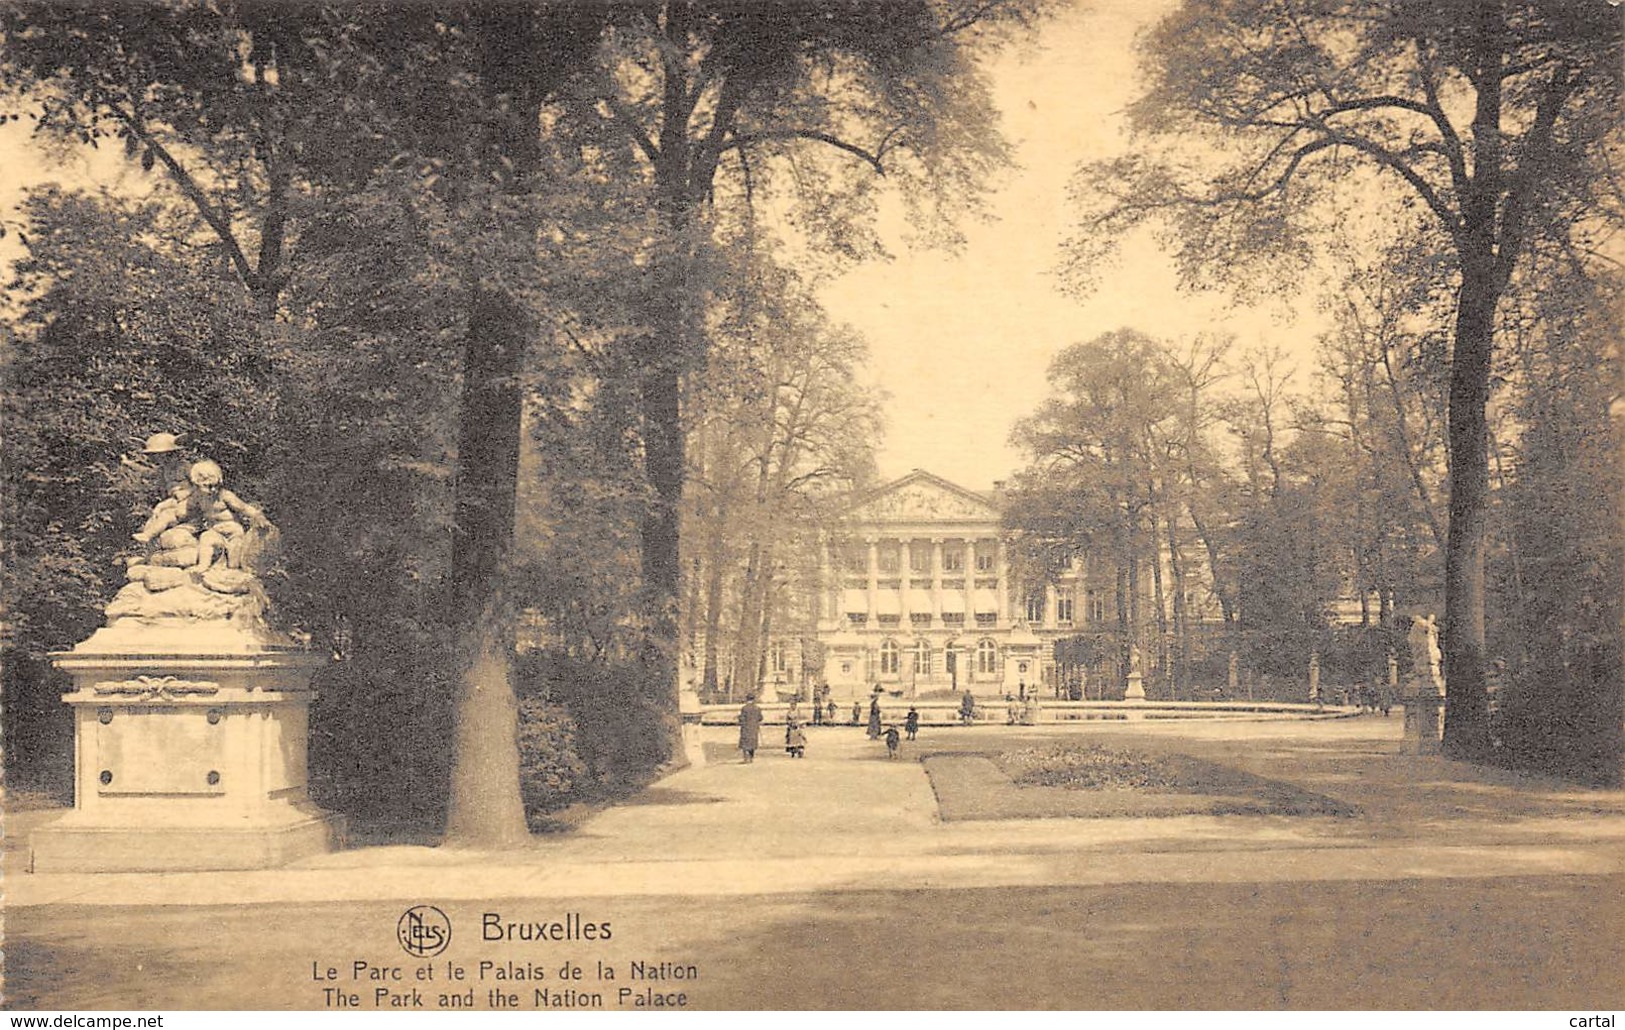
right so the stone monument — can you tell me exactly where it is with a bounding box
[30,446,343,872]
[1123,643,1147,701]
[1400,614,1446,755]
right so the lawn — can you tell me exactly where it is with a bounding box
[925,742,1357,821]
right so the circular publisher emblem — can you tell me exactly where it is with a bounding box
[397,905,451,958]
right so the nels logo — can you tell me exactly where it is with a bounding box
[397,905,452,958]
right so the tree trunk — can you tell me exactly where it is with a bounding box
[1148,496,1168,689]
[443,6,569,844]
[1441,1,1504,762]
[636,19,702,757]
[1442,258,1496,759]
[1166,499,1188,701]
[1187,500,1234,624]
[734,538,764,695]
[701,526,727,694]
[445,286,529,846]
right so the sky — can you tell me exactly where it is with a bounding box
[821,0,1328,490]
[0,0,1330,492]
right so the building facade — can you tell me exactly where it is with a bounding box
[811,470,1090,701]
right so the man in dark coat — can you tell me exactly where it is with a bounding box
[738,694,764,764]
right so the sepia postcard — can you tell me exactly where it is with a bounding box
[2,0,1621,1015]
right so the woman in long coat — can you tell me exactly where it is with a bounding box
[738,695,764,763]
[866,692,883,739]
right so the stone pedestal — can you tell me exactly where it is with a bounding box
[1400,678,1445,756]
[679,686,706,769]
[1123,673,1146,701]
[30,617,343,873]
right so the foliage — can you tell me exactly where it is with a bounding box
[683,236,882,697]
[2,190,278,654]
[517,649,672,794]
[516,696,588,821]
[1487,266,1624,785]
[1063,0,1624,760]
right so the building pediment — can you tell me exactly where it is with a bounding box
[848,471,1000,524]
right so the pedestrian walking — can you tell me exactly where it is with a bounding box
[851,700,862,726]
[959,689,976,725]
[827,699,838,725]
[867,693,883,739]
[905,706,919,741]
[738,694,763,764]
[884,725,901,759]
[786,719,807,759]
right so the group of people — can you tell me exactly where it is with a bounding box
[735,695,809,763]
[736,688,923,763]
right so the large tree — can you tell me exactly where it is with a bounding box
[0,2,611,843]
[572,0,1041,715]
[1066,0,1622,759]
[1007,329,1184,685]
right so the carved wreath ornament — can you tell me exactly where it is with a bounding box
[92,675,220,700]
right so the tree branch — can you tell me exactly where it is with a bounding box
[1495,64,1581,287]
[95,86,257,289]
[722,129,887,176]
[1312,125,1464,244]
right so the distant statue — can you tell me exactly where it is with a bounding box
[1129,643,1143,676]
[1408,614,1443,692]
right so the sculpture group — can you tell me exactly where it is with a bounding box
[30,431,340,873]
[107,433,277,626]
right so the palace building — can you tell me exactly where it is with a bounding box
[807,469,1094,701]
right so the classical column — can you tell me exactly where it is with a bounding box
[931,538,944,620]
[995,538,1009,626]
[866,538,879,621]
[898,537,911,624]
[962,538,975,620]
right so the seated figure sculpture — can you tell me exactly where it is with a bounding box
[111,455,277,625]
[134,460,270,575]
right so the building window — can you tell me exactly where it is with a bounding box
[975,612,996,627]
[976,639,998,675]
[1087,589,1105,623]
[768,642,787,674]
[878,543,900,574]
[974,541,996,573]
[1025,592,1045,623]
[1056,588,1075,624]
[909,542,932,574]
[943,546,964,572]
[848,613,868,627]
[910,612,933,627]
[942,612,965,626]
[843,545,867,573]
[879,639,900,676]
[912,641,931,676]
[877,614,901,627]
